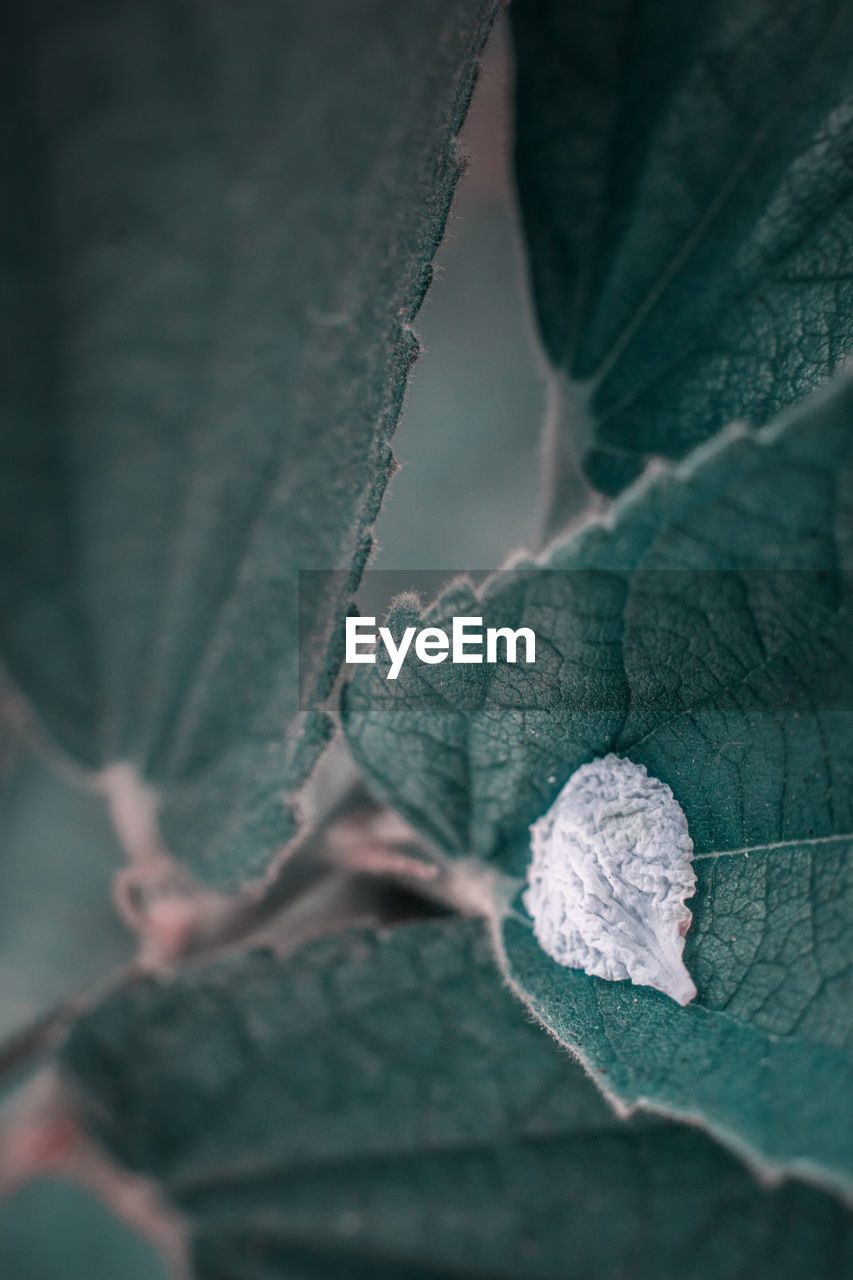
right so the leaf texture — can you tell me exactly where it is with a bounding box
[342,374,853,1190]
[59,919,853,1279]
[511,0,853,513]
[0,0,498,885]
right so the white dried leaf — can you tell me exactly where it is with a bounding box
[525,755,696,1005]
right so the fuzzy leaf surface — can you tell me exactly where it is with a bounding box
[0,0,497,885]
[343,376,853,1191]
[512,0,853,510]
[60,919,853,1279]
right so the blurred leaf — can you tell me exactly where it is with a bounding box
[0,1179,170,1280]
[61,919,853,1279]
[0,0,498,886]
[511,0,853,515]
[343,374,853,1191]
[0,750,133,1043]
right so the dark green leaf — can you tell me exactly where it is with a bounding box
[512,0,853,513]
[342,374,853,1190]
[60,919,853,1279]
[0,0,497,886]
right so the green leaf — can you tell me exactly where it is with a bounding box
[0,749,133,1042]
[511,0,853,512]
[0,0,497,886]
[342,374,853,1191]
[60,919,853,1279]
[0,1179,170,1280]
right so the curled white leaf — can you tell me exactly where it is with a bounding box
[525,754,696,1005]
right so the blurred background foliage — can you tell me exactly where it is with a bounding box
[0,1180,170,1280]
[369,19,545,575]
[0,736,132,1045]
